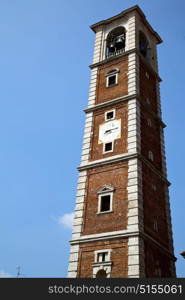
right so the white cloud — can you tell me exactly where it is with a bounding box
[58,212,74,229]
[0,270,12,278]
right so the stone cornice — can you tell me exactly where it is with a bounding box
[84,94,166,128]
[78,152,170,185]
[84,94,136,113]
[70,230,139,245]
[89,48,136,69]
[140,231,177,262]
[138,154,170,186]
[78,152,137,171]
[69,230,176,261]
[89,48,162,82]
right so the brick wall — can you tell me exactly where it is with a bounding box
[139,58,158,115]
[145,240,172,277]
[142,163,169,248]
[140,106,162,172]
[90,102,128,161]
[95,56,128,104]
[82,161,128,235]
[77,238,128,277]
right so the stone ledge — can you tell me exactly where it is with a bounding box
[84,94,137,113]
[70,230,139,245]
[78,152,137,170]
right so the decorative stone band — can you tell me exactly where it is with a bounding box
[71,229,139,244]
[84,93,166,129]
[125,12,136,52]
[127,99,141,154]
[88,68,98,108]
[128,52,139,96]
[80,112,93,166]
[85,93,137,113]
[68,244,80,278]
[80,63,98,166]
[68,170,87,278]
[79,152,170,186]
[80,152,137,169]
[127,158,143,232]
[92,27,103,64]
[127,156,144,277]
[128,236,145,277]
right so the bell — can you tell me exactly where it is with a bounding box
[108,43,115,53]
[116,37,124,44]
[115,36,125,50]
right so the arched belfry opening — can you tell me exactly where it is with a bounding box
[106,26,126,57]
[96,269,107,278]
[139,31,150,60]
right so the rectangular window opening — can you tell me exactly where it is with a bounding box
[104,142,113,152]
[106,111,114,120]
[97,252,108,263]
[108,75,116,86]
[100,195,111,212]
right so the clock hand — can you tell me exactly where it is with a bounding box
[104,127,119,134]
[105,129,111,134]
[111,127,118,131]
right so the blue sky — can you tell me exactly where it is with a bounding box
[0,0,184,278]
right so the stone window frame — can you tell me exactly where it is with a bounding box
[97,192,113,214]
[97,185,115,215]
[94,249,112,263]
[105,109,116,121]
[105,68,119,88]
[103,141,114,154]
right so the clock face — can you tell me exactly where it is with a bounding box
[98,119,121,144]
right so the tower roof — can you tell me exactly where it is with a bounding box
[90,5,162,44]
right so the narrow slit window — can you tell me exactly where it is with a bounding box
[145,71,150,79]
[153,219,158,232]
[100,195,111,212]
[148,150,154,161]
[146,97,150,104]
[151,184,156,191]
[147,119,152,127]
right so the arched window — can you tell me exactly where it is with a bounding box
[106,27,126,57]
[96,269,107,278]
[139,31,150,60]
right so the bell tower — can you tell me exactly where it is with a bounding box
[68,5,176,278]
